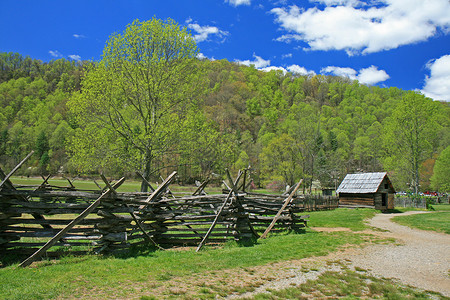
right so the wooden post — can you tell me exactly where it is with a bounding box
[160,176,176,199]
[64,177,75,189]
[0,151,34,189]
[226,169,242,194]
[139,171,177,210]
[127,206,164,250]
[136,172,156,192]
[196,190,233,252]
[226,169,259,239]
[196,171,244,252]
[192,179,210,196]
[38,174,52,189]
[19,177,126,268]
[93,179,103,191]
[260,179,303,239]
[222,180,232,192]
[244,179,254,191]
[241,168,247,192]
[0,168,53,229]
[100,174,117,195]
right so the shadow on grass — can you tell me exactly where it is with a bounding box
[384,207,432,214]
[110,242,161,260]
[383,209,404,214]
[0,242,161,268]
[0,229,309,268]
[0,252,28,268]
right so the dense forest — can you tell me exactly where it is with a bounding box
[0,50,449,193]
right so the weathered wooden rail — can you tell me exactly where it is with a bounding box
[0,153,338,266]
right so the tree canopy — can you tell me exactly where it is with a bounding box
[68,18,206,190]
[431,146,450,192]
[0,20,449,193]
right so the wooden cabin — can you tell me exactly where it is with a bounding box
[336,172,395,210]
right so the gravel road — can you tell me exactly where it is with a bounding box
[232,211,450,298]
[351,211,450,297]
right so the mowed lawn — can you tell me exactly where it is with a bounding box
[0,231,370,299]
[392,204,450,234]
[0,207,379,299]
[1,179,445,299]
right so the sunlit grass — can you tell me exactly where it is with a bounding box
[0,230,368,299]
[432,204,450,211]
[392,211,450,234]
[1,179,410,299]
[307,208,377,231]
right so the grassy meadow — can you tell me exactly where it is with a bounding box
[0,206,382,299]
[391,204,450,234]
[1,178,447,299]
[0,231,372,299]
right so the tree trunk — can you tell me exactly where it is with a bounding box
[140,150,152,192]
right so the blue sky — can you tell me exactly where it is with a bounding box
[1,0,449,101]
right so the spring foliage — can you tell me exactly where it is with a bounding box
[68,18,206,187]
[0,19,449,191]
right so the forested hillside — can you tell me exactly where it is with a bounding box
[0,52,448,192]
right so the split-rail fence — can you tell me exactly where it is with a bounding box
[0,153,338,267]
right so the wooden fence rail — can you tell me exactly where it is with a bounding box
[1,157,338,266]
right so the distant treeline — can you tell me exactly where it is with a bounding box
[0,52,448,192]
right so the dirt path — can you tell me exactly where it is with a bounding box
[232,211,450,298]
[351,211,450,296]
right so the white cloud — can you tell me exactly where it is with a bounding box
[73,34,86,39]
[260,66,288,73]
[235,54,271,68]
[321,66,357,79]
[68,55,81,61]
[281,53,293,59]
[226,0,251,7]
[49,50,63,58]
[272,0,450,55]
[187,21,228,43]
[287,64,316,76]
[197,53,207,60]
[357,66,390,85]
[421,54,450,101]
[321,65,389,85]
[233,56,320,78]
[197,53,216,61]
[313,0,363,6]
[235,55,317,76]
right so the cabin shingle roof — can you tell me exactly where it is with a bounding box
[336,172,387,194]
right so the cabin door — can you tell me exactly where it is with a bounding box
[381,193,387,207]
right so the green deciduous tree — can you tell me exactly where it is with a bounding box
[383,92,440,193]
[259,133,303,187]
[430,146,450,192]
[68,18,205,190]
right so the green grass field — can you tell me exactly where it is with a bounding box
[392,211,450,234]
[0,231,370,299]
[307,208,377,231]
[1,180,447,299]
[0,207,383,299]
[432,204,450,211]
